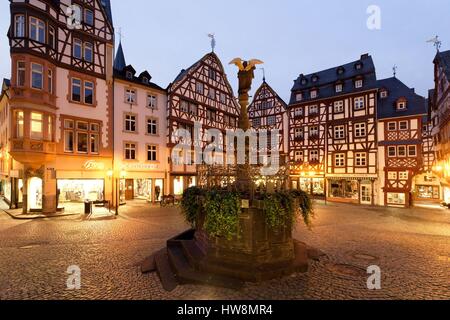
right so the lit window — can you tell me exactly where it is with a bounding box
[30,113,43,140]
[387,193,406,205]
[354,97,365,110]
[334,101,344,113]
[47,117,53,141]
[147,119,158,135]
[31,63,43,90]
[125,143,136,160]
[408,146,417,157]
[355,123,367,138]
[16,111,24,138]
[71,78,82,102]
[84,81,94,104]
[388,122,397,131]
[388,146,396,157]
[334,126,345,140]
[147,94,157,109]
[90,133,99,154]
[399,172,409,180]
[125,89,136,104]
[388,172,397,180]
[48,69,53,94]
[84,42,93,62]
[64,129,74,152]
[294,151,304,162]
[310,150,319,162]
[335,153,345,167]
[125,114,137,132]
[29,17,45,43]
[355,153,367,167]
[73,39,82,59]
[17,61,26,87]
[15,15,25,37]
[147,145,158,162]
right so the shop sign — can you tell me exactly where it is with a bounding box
[83,160,106,171]
[10,170,20,178]
[123,163,159,171]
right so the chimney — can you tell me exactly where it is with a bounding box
[361,53,369,59]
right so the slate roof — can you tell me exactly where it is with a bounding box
[113,41,126,71]
[289,54,377,105]
[377,77,427,119]
[434,50,450,81]
[100,0,113,27]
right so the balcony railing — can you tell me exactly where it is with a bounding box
[10,138,56,154]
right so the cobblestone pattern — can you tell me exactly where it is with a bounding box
[0,201,449,300]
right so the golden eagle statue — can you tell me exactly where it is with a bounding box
[229,58,264,95]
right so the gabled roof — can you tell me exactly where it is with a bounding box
[434,50,450,81]
[100,0,113,27]
[249,80,288,112]
[377,77,427,119]
[113,41,126,71]
[290,54,378,104]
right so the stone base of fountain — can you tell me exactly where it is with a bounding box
[142,207,322,292]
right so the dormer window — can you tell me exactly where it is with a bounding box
[126,71,133,79]
[337,67,345,75]
[380,90,388,99]
[335,84,343,93]
[301,78,307,85]
[355,62,363,70]
[355,79,363,89]
[397,99,407,111]
[312,75,319,83]
[310,90,318,99]
[296,93,303,102]
[142,77,149,84]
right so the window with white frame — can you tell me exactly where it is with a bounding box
[310,126,319,136]
[334,125,345,139]
[388,146,396,157]
[355,123,367,138]
[335,153,345,167]
[16,111,24,138]
[147,118,158,135]
[294,151,304,162]
[335,84,343,93]
[90,125,99,154]
[147,94,157,109]
[355,79,363,88]
[399,171,408,180]
[398,146,407,157]
[48,69,53,94]
[124,143,136,160]
[84,42,93,62]
[147,145,158,162]
[64,120,74,152]
[388,122,397,131]
[71,78,82,102]
[125,89,136,104]
[294,107,303,117]
[29,17,45,43]
[84,81,94,104]
[397,100,407,110]
[73,38,82,59]
[355,152,367,167]
[295,127,304,139]
[296,93,303,101]
[208,87,216,99]
[399,121,408,130]
[388,172,397,180]
[380,90,388,98]
[76,121,89,153]
[387,193,406,205]
[310,105,319,114]
[354,97,365,110]
[334,101,344,113]
[124,114,137,132]
[30,112,43,140]
[408,145,417,157]
[31,63,43,90]
[310,90,318,99]
[310,150,319,162]
[17,61,26,87]
[15,15,25,37]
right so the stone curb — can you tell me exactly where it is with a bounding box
[1,209,81,220]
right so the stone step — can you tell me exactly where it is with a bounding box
[180,240,205,268]
[154,249,178,292]
[167,244,244,290]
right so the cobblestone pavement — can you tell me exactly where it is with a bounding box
[0,200,449,300]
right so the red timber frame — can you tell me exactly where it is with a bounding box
[166,52,240,193]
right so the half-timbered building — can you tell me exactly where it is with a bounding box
[377,77,427,207]
[431,49,450,204]
[113,41,168,206]
[8,0,115,213]
[248,80,288,162]
[167,52,240,195]
[288,54,378,204]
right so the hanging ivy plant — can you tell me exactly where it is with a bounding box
[290,189,315,229]
[180,186,205,227]
[203,190,241,240]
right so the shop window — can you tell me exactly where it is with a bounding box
[31,63,43,90]
[58,180,104,203]
[15,15,25,37]
[387,193,406,205]
[29,17,45,43]
[30,112,43,140]
[329,180,359,200]
[335,153,345,167]
[147,145,158,162]
[125,143,136,160]
[17,61,26,87]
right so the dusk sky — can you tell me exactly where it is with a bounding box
[0,0,449,101]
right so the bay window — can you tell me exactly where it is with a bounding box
[17,61,26,87]
[16,111,24,138]
[30,17,45,43]
[30,112,43,140]
[31,63,43,90]
[15,15,25,37]
[48,69,53,94]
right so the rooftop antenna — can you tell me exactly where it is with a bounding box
[393,65,397,78]
[427,35,441,52]
[207,33,216,52]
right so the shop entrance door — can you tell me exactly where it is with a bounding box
[125,179,134,201]
[361,184,372,205]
